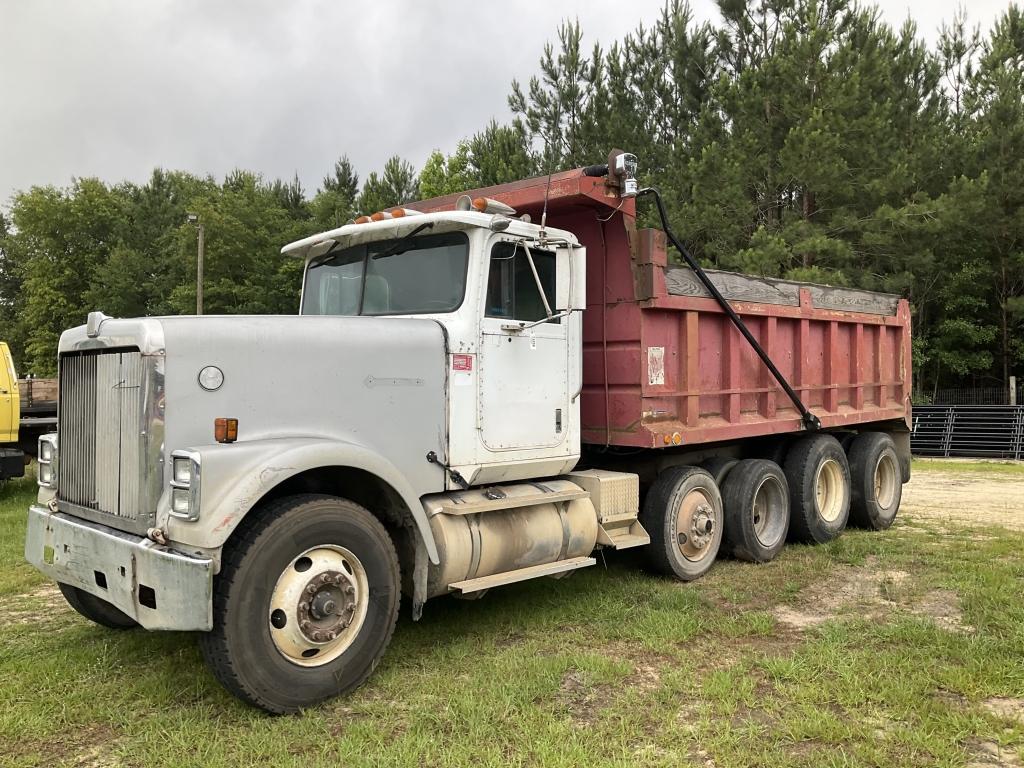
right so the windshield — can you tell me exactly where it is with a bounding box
[302,231,469,316]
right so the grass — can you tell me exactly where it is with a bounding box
[912,456,1024,476]
[2,462,1023,767]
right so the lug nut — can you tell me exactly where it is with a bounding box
[300,620,311,631]
[312,631,323,642]
[299,601,309,612]
[306,585,316,595]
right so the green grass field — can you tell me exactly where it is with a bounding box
[2,460,1023,767]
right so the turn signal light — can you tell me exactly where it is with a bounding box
[215,417,238,444]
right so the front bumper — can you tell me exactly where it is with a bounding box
[25,505,213,631]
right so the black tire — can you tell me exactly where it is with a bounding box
[639,466,723,581]
[700,457,739,487]
[721,459,790,563]
[58,582,138,630]
[783,435,851,544]
[848,432,902,530]
[199,494,400,714]
[751,438,789,466]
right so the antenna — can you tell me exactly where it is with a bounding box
[539,133,556,244]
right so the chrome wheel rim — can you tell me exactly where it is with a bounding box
[676,488,717,562]
[874,453,898,509]
[752,475,787,548]
[815,458,845,523]
[268,545,369,667]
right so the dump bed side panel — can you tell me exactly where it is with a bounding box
[579,228,911,448]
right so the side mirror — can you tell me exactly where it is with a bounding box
[555,246,587,312]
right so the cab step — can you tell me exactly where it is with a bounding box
[448,556,596,594]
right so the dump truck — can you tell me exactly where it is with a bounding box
[0,342,58,481]
[25,152,911,713]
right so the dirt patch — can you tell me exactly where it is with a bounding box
[0,582,69,625]
[550,641,668,726]
[965,739,1023,767]
[772,557,972,633]
[984,697,1024,726]
[902,466,1024,532]
[9,724,122,766]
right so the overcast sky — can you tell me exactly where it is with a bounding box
[0,0,1012,206]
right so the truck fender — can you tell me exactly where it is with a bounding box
[163,437,440,564]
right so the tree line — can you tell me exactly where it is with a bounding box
[1,0,1021,399]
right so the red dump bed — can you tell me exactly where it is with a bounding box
[412,168,912,449]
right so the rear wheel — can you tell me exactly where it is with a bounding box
[783,435,851,544]
[640,466,723,581]
[199,494,400,714]
[58,583,138,629]
[700,457,739,487]
[721,459,790,563]
[847,432,902,530]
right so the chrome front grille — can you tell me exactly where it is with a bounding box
[58,349,159,532]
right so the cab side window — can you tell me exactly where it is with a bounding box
[485,242,557,323]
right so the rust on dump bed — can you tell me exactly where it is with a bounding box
[410,167,911,449]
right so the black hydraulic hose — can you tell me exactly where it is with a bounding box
[638,187,821,431]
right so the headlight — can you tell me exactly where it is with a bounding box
[38,463,54,486]
[37,433,58,489]
[172,456,191,484]
[169,450,201,521]
[171,488,191,516]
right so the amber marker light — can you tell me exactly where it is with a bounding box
[215,417,239,444]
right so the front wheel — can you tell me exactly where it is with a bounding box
[640,466,723,581]
[199,494,401,714]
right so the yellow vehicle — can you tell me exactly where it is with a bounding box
[1,342,24,481]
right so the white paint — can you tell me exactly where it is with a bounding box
[648,346,665,386]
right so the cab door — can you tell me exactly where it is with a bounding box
[0,342,19,443]
[478,240,569,451]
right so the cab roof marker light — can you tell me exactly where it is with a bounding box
[369,211,393,222]
[389,208,421,218]
[354,215,371,224]
[472,197,517,216]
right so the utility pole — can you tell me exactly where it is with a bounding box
[187,213,205,314]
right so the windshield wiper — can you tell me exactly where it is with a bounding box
[370,222,434,260]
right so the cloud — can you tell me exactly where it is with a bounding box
[0,0,1009,205]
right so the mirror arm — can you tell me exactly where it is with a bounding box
[520,242,554,319]
[500,310,574,333]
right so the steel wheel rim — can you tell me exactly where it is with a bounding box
[874,453,898,509]
[752,475,787,548]
[268,545,369,667]
[676,487,717,562]
[815,458,845,523]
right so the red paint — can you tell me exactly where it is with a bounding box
[413,169,912,450]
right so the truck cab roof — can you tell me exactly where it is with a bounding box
[281,210,579,262]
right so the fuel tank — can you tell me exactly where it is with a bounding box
[421,480,598,597]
